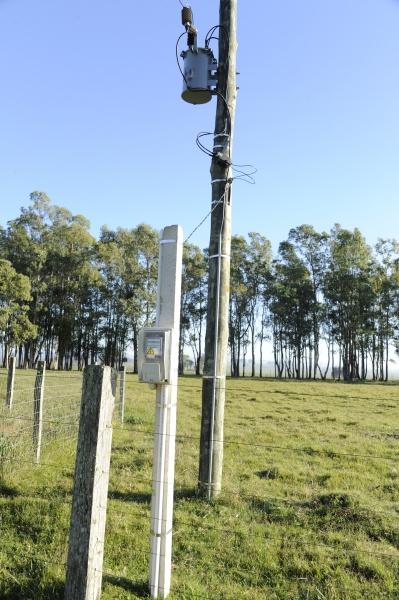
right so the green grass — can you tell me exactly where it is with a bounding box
[1,374,399,598]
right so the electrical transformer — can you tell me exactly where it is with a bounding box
[181,47,218,105]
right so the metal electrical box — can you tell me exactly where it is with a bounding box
[181,47,218,104]
[138,328,172,384]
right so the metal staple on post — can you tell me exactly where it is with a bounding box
[33,361,45,464]
[6,356,16,410]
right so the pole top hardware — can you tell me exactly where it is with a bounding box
[179,6,218,105]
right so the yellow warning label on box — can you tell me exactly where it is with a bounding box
[146,347,156,357]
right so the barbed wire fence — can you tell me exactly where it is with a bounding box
[0,364,127,464]
[0,363,128,599]
[0,365,82,464]
[1,368,399,598]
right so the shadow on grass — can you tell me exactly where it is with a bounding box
[103,575,150,597]
[175,487,198,501]
[34,484,72,501]
[0,482,19,497]
[0,580,64,600]
[108,490,152,504]
[108,487,199,505]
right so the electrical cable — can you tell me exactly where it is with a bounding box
[175,32,189,87]
[214,90,232,136]
[205,25,229,48]
[184,189,227,244]
[195,131,257,183]
[231,164,257,185]
[195,131,215,158]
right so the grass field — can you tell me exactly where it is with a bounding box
[1,374,399,599]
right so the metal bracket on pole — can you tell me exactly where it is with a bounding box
[149,225,183,599]
[208,254,230,260]
[211,178,229,185]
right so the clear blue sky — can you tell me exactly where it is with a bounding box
[1,0,398,253]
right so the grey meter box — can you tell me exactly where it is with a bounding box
[138,328,172,384]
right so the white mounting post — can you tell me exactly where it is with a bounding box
[149,225,183,599]
[6,356,16,410]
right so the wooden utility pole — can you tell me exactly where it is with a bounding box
[198,0,237,500]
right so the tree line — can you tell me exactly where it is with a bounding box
[1,193,399,381]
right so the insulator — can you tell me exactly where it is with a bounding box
[181,6,193,26]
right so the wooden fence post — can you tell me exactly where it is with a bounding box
[65,365,116,600]
[119,366,126,424]
[33,361,46,464]
[6,356,16,409]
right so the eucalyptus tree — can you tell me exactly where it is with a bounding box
[179,243,207,375]
[229,236,252,376]
[1,192,53,366]
[44,207,97,369]
[129,224,159,371]
[0,193,100,368]
[0,259,37,366]
[97,229,129,368]
[371,239,399,380]
[6,193,399,381]
[98,224,159,370]
[246,233,272,377]
[323,225,375,381]
[288,225,328,378]
[227,233,271,377]
[269,241,314,379]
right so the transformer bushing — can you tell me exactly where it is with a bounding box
[181,47,218,105]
